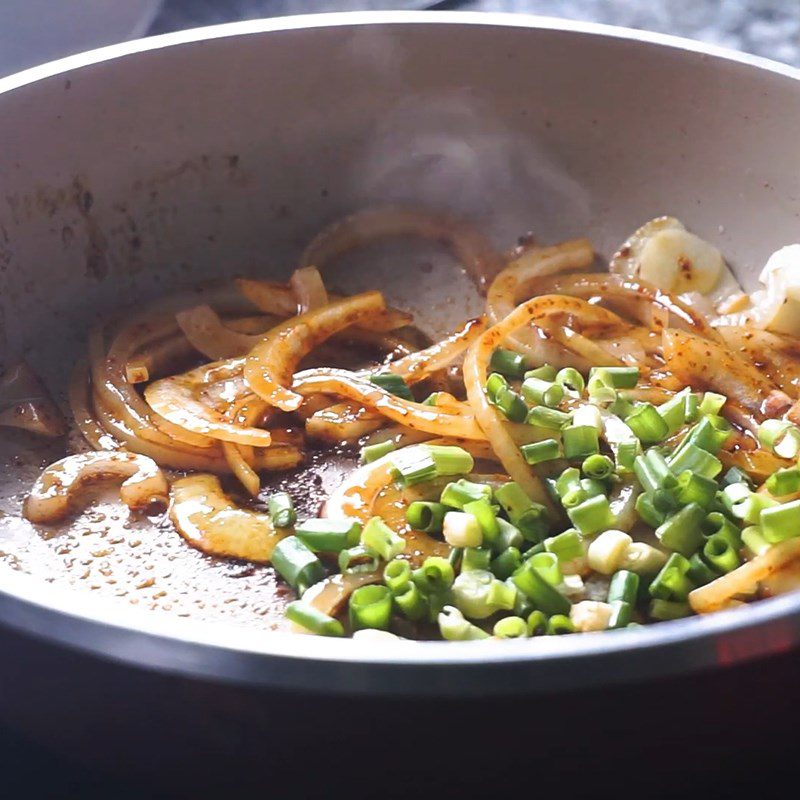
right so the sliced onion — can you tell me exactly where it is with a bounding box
[290,266,329,313]
[0,362,68,438]
[176,305,269,360]
[24,451,168,523]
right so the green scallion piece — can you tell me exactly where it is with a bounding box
[493,616,529,639]
[452,570,515,618]
[493,385,529,422]
[521,376,565,408]
[526,610,548,636]
[760,498,800,543]
[563,425,600,459]
[438,606,490,641]
[369,372,413,401]
[655,502,706,556]
[625,403,669,445]
[648,553,695,601]
[422,392,443,406]
[492,518,524,554]
[703,533,741,574]
[285,601,344,637]
[361,516,405,561]
[462,498,501,544]
[526,406,572,430]
[721,466,754,489]
[635,493,665,528]
[440,478,492,510]
[582,453,615,480]
[490,348,529,378]
[608,600,633,629]
[702,512,741,548]
[567,494,614,537]
[361,439,395,464]
[675,470,718,510]
[544,529,584,563]
[758,419,800,458]
[491,546,523,580]
[268,492,297,528]
[485,373,507,403]
[608,396,634,419]
[657,389,691,436]
[413,556,455,594]
[406,501,448,533]
[766,467,800,497]
[384,558,412,594]
[580,477,607,499]
[546,614,576,635]
[525,364,557,381]
[588,366,640,389]
[392,444,474,487]
[555,367,585,395]
[742,526,770,557]
[527,551,563,586]
[686,552,719,585]
[649,599,692,621]
[271,536,326,595]
[607,570,639,606]
[294,517,362,553]
[616,440,640,472]
[349,584,393,631]
[555,467,583,499]
[684,393,700,423]
[393,581,428,621]
[587,369,617,403]
[512,561,571,616]
[667,443,723,480]
[675,415,732,457]
[520,438,561,465]
[338,545,380,575]
[699,391,727,416]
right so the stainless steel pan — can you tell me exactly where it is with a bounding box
[1,10,800,779]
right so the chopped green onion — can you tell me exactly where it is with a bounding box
[589,366,639,389]
[758,419,800,458]
[384,558,412,593]
[369,372,413,401]
[572,404,603,432]
[649,553,695,601]
[555,467,583,501]
[619,541,668,575]
[271,537,326,595]
[493,616,529,639]
[742,526,770,557]
[338,545,380,575]
[607,570,639,606]
[702,512,741,548]
[761,499,800,543]
[546,614,576,635]
[587,368,617,402]
[525,364,558,381]
[393,581,428,621]
[491,547,523,580]
[406,501,448,533]
[285,601,344,637]
[521,438,561,465]
[527,551,563,586]
[361,439,395,464]
[766,467,800,497]
[684,393,700,423]
[676,415,731,457]
[392,444,475,487]
[526,406,573,430]
[490,348,528,378]
[268,492,297,528]
[649,599,692,620]
[495,482,550,543]
[581,477,607,499]
[361,516,405,561]
[686,552,719,585]
[294,518,362,553]
[512,561,571,615]
[544,529,584,563]
[607,600,633,629]
[582,453,615,480]
[608,396,634,419]
[493,385,528,422]
[722,466,754,488]
[699,392,727,416]
[485,373,507,402]
[526,610,548,636]
[349,584,393,631]
[521,377,564,408]
[657,389,691,436]
[462,546,492,572]
[440,478,491,509]
[448,547,463,569]
[555,367,585,394]
[667,444,723,480]
[462,498,501,543]
[635,493,666,528]
[493,518,524,554]
[567,494,614,537]
[442,511,483,548]
[652,487,680,514]
[703,533,741,574]
[438,606,490,641]
[422,392,443,406]
[675,470,718,509]
[563,425,600,459]
[655,502,706,556]
[625,403,669,445]
[615,440,640,472]
[452,570,515,618]
[413,556,455,594]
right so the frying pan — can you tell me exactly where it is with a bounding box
[1,11,800,786]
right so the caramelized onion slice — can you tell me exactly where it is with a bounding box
[244,291,388,412]
[0,362,67,437]
[169,474,288,561]
[290,266,329,313]
[24,451,168,524]
[689,539,800,614]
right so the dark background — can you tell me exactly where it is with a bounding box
[2,2,799,796]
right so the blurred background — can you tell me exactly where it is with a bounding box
[1,0,799,77]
